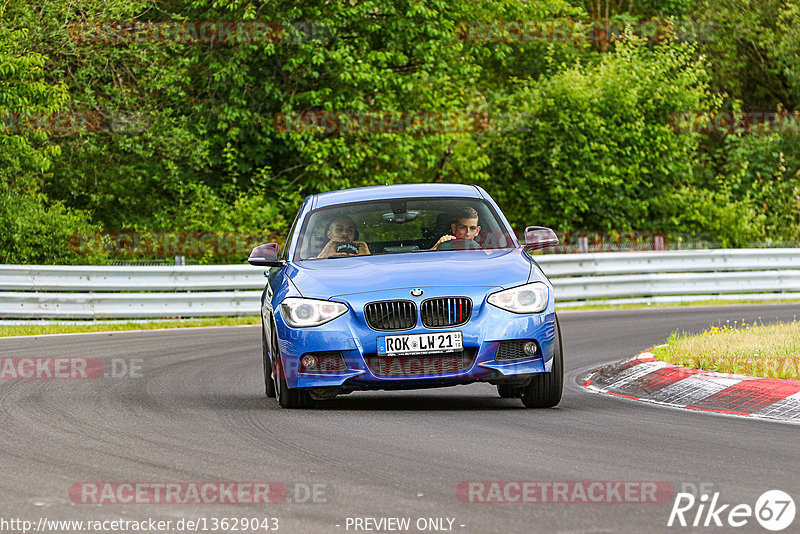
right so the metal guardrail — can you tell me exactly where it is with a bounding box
[534,249,800,307]
[1,249,798,318]
[0,265,264,319]
[0,265,264,291]
[534,249,800,277]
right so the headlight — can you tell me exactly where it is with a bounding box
[281,298,348,327]
[487,282,549,313]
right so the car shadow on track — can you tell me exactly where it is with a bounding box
[191,393,556,412]
[304,393,532,411]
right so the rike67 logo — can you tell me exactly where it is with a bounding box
[668,488,795,531]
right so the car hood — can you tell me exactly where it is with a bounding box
[286,248,534,299]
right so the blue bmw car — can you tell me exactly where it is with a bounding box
[248,183,562,408]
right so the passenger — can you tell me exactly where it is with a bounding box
[317,216,371,258]
[430,207,481,250]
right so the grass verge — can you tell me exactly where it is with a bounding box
[652,320,800,380]
[0,316,260,337]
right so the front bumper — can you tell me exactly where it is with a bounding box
[274,288,557,390]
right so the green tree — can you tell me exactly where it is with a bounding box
[0,24,101,263]
[482,36,768,244]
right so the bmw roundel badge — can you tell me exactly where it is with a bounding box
[410,288,424,297]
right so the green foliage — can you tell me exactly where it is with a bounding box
[485,37,732,237]
[775,3,800,101]
[716,130,800,241]
[0,24,102,263]
[1,0,799,264]
[0,186,104,264]
[13,0,557,236]
[632,0,695,17]
[655,185,766,246]
[691,0,792,110]
[0,26,67,187]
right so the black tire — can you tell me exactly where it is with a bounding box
[261,323,276,398]
[273,339,313,409]
[497,385,521,398]
[520,314,563,408]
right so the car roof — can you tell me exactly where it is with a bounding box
[310,183,484,209]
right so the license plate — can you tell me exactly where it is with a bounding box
[377,331,463,356]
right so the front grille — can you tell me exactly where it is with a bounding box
[366,349,476,377]
[495,340,540,361]
[421,297,472,328]
[364,300,417,331]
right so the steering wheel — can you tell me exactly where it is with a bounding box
[437,238,482,251]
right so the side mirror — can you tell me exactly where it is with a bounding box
[248,243,284,267]
[522,226,559,251]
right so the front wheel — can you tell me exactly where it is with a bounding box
[273,342,313,409]
[520,314,563,408]
[262,323,275,398]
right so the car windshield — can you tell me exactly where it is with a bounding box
[294,197,516,261]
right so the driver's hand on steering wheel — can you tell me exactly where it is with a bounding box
[430,234,456,250]
[318,238,370,258]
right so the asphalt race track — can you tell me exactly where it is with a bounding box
[1,304,798,534]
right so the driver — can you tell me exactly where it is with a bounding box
[430,207,481,250]
[317,216,371,258]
